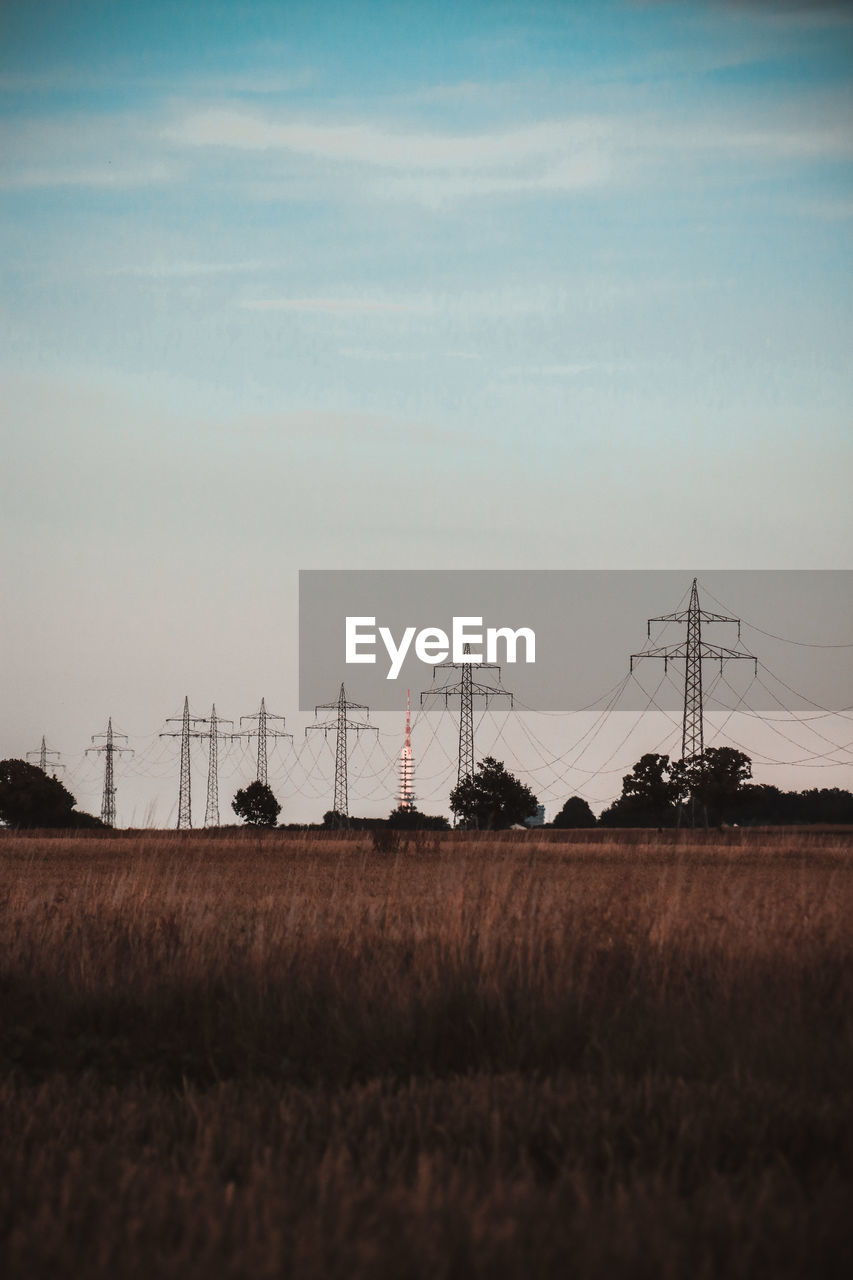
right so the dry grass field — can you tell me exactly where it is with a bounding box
[1,828,852,1279]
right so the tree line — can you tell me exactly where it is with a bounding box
[2,747,851,830]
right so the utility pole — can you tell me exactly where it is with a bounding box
[306,683,377,825]
[421,644,513,790]
[27,736,64,776]
[203,704,234,829]
[237,698,291,786]
[630,577,756,826]
[160,697,207,830]
[86,718,132,828]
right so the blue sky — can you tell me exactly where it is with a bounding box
[2,0,852,822]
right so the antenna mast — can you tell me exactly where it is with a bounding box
[399,688,415,810]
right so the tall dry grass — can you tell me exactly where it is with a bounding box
[1,829,851,1278]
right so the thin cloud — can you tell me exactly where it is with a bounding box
[166,108,612,172]
[108,259,268,278]
[165,99,852,212]
[0,163,171,190]
[239,297,431,314]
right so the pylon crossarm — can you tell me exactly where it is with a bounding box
[698,610,740,628]
[422,681,511,699]
[698,645,755,664]
[650,603,739,624]
[313,700,370,715]
[429,659,503,679]
[647,610,689,627]
[631,646,688,666]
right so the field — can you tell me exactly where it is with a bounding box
[1,828,852,1279]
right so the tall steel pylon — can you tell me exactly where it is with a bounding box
[306,683,377,825]
[27,736,64,776]
[203,704,234,828]
[86,717,132,827]
[631,577,756,825]
[421,643,513,807]
[160,697,207,830]
[237,698,291,786]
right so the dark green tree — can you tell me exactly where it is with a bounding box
[671,747,752,824]
[231,780,281,827]
[387,806,450,831]
[599,753,679,827]
[323,810,348,829]
[552,795,597,828]
[449,756,538,830]
[0,759,101,828]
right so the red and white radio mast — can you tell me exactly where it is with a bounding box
[399,689,415,810]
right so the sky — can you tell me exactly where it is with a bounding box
[1,0,852,825]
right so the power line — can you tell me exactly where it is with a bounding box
[698,581,853,649]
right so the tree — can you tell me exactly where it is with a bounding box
[552,796,597,828]
[623,753,679,813]
[386,806,450,831]
[671,747,752,824]
[232,781,281,827]
[599,753,679,827]
[449,756,538,830]
[323,810,348,829]
[0,759,102,829]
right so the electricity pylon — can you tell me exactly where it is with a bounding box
[160,697,207,830]
[421,643,513,789]
[203,704,234,828]
[86,718,132,828]
[630,577,756,825]
[306,683,377,825]
[27,736,64,776]
[237,698,291,786]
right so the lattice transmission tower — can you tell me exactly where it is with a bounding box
[203,704,234,828]
[237,698,291,786]
[421,644,513,799]
[306,683,377,825]
[630,577,756,825]
[27,736,64,776]
[160,697,207,830]
[86,717,132,827]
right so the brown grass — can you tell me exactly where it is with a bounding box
[1,829,852,1278]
